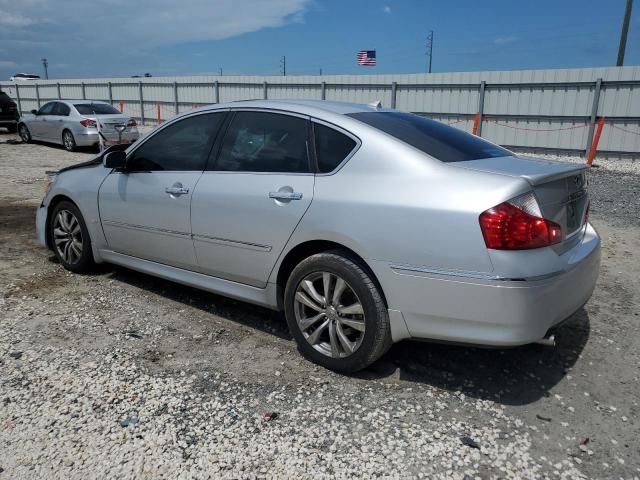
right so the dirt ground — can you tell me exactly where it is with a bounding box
[0,130,639,479]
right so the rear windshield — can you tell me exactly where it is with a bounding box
[74,103,120,115]
[348,111,512,162]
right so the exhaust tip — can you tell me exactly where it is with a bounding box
[534,334,556,347]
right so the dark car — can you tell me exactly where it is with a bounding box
[0,90,19,133]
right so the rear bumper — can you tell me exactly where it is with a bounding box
[74,129,139,147]
[372,223,601,346]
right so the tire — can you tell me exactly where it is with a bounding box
[18,123,31,143]
[284,250,391,373]
[62,129,76,152]
[49,200,95,273]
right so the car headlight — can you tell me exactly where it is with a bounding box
[44,171,57,198]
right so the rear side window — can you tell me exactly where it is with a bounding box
[313,123,357,173]
[214,112,310,173]
[53,103,70,116]
[348,111,511,162]
[74,103,120,115]
[128,113,225,171]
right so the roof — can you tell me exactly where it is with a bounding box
[209,99,388,117]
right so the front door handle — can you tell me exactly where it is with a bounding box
[166,183,189,196]
[269,191,303,201]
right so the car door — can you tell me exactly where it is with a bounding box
[191,110,315,288]
[98,111,227,270]
[50,102,70,142]
[29,102,55,138]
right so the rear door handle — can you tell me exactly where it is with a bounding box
[166,185,189,196]
[269,191,303,200]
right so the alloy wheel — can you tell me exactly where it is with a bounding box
[63,131,74,150]
[293,272,366,358]
[53,209,83,264]
[19,125,30,142]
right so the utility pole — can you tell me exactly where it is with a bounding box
[617,0,633,66]
[426,31,434,73]
[319,67,323,76]
[280,56,286,76]
[42,58,49,79]
[218,67,223,76]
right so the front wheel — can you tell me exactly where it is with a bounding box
[62,129,76,152]
[284,251,391,373]
[18,123,31,142]
[49,201,95,273]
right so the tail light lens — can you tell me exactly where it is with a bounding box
[127,119,137,127]
[80,118,96,128]
[479,192,561,250]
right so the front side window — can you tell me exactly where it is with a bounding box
[74,103,121,115]
[38,103,55,115]
[214,112,310,173]
[314,123,357,173]
[348,111,512,163]
[128,113,225,171]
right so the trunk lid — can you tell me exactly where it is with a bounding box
[88,114,135,134]
[451,155,589,243]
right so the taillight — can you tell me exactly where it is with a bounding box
[80,118,96,128]
[479,192,561,250]
[127,119,137,127]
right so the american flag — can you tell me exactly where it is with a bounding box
[357,50,376,66]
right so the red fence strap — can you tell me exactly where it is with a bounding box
[486,119,587,132]
[472,113,480,135]
[118,101,124,112]
[157,103,161,125]
[587,117,606,166]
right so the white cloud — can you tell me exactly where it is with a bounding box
[383,5,391,13]
[0,10,36,27]
[494,36,517,45]
[0,0,309,47]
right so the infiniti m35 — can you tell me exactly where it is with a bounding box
[36,100,600,372]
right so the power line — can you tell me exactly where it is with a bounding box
[41,58,48,79]
[280,56,286,76]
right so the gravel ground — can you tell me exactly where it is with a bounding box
[1,130,639,479]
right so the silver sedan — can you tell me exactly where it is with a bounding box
[35,100,600,372]
[19,100,139,151]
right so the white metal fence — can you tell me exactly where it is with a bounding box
[2,66,639,159]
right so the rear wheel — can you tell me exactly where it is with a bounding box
[49,201,95,273]
[284,250,391,373]
[18,123,31,142]
[62,129,76,152]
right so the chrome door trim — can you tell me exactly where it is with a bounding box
[102,220,191,239]
[192,234,272,252]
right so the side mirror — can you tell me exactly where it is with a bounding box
[104,150,127,169]
[31,109,38,115]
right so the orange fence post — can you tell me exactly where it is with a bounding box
[157,103,161,125]
[587,117,606,166]
[472,113,480,135]
[118,101,124,112]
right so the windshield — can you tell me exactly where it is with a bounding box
[74,103,120,115]
[348,111,512,163]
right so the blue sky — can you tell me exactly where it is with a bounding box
[0,0,638,79]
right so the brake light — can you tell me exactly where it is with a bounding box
[127,119,137,127]
[479,193,561,250]
[80,118,96,128]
